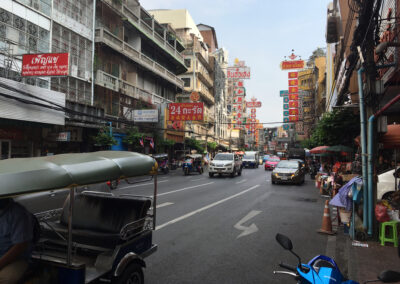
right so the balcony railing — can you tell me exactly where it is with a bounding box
[196,70,213,88]
[100,1,185,64]
[96,70,173,105]
[96,28,183,89]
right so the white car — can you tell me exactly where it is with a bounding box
[377,169,399,200]
[209,153,242,177]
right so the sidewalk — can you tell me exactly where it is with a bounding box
[333,226,400,283]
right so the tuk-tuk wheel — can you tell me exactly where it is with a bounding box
[114,263,144,284]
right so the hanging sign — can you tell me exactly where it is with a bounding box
[283,124,290,130]
[246,101,262,108]
[283,110,289,117]
[283,104,289,110]
[280,90,289,97]
[288,79,298,86]
[289,115,299,122]
[227,67,251,79]
[22,53,69,77]
[168,103,204,121]
[283,97,290,103]
[280,60,306,70]
[289,109,299,115]
[234,87,245,96]
[289,86,298,93]
[283,117,289,123]
[288,72,298,79]
[289,101,299,108]
[289,94,299,100]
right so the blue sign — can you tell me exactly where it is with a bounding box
[280,90,289,97]
[283,97,289,103]
[283,110,289,116]
[283,124,290,130]
[283,117,289,123]
[283,104,289,110]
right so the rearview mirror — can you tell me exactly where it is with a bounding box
[378,270,400,282]
[276,233,293,251]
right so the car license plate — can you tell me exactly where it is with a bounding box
[281,176,288,180]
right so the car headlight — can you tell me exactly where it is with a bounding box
[274,173,279,177]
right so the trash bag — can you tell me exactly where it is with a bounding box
[375,203,390,223]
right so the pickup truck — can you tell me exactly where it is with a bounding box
[209,153,243,177]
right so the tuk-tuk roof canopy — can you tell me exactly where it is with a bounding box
[0,151,157,198]
[152,153,168,159]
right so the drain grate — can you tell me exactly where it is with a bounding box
[294,197,318,203]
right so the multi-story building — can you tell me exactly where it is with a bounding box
[198,24,230,149]
[94,1,187,152]
[314,57,326,120]
[149,9,215,145]
[298,69,315,139]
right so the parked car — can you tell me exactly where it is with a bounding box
[271,160,305,185]
[377,168,399,200]
[209,152,242,177]
[264,156,280,171]
[242,151,259,168]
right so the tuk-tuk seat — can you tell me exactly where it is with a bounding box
[41,192,151,248]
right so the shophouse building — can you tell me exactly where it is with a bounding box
[149,9,215,146]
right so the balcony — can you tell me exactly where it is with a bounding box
[96,70,173,105]
[98,0,185,65]
[95,28,184,89]
[196,69,213,88]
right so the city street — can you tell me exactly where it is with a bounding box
[114,166,329,284]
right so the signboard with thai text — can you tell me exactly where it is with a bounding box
[22,53,69,77]
[133,109,158,122]
[168,103,204,121]
[280,60,306,70]
[227,67,251,79]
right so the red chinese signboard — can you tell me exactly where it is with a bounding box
[289,101,299,108]
[22,53,69,77]
[289,116,299,122]
[246,101,262,108]
[280,60,306,70]
[289,94,299,100]
[168,103,204,121]
[289,109,299,115]
[234,80,244,88]
[288,72,298,79]
[289,86,298,93]
[234,87,245,96]
[288,79,298,86]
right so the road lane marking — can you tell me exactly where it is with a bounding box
[190,178,204,181]
[154,202,174,209]
[120,179,168,189]
[156,182,214,197]
[235,179,247,184]
[234,210,262,239]
[156,184,260,231]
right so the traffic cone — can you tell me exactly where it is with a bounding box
[317,200,336,235]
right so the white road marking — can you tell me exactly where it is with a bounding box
[120,180,168,189]
[156,182,214,197]
[234,210,262,239]
[156,184,260,231]
[190,178,204,181]
[235,179,247,184]
[155,202,174,209]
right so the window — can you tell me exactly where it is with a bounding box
[184,59,191,68]
[182,78,191,87]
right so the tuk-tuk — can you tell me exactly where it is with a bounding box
[152,153,169,174]
[0,151,158,284]
[182,154,204,175]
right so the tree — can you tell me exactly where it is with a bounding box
[308,47,326,66]
[123,126,145,151]
[93,126,117,149]
[207,142,218,151]
[308,109,360,147]
[185,138,204,153]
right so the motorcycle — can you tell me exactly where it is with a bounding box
[274,233,400,284]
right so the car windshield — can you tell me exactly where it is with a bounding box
[243,155,254,159]
[214,154,233,160]
[276,161,298,169]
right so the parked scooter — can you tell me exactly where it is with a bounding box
[274,233,400,284]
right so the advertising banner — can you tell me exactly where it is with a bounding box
[283,124,290,130]
[283,104,289,110]
[280,90,289,97]
[234,87,245,96]
[22,53,69,76]
[246,101,262,108]
[289,86,298,93]
[234,80,244,88]
[280,60,306,70]
[288,72,298,79]
[289,101,299,108]
[283,110,289,117]
[289,94,299,100]
[283,97,290,103]
[283,117,289,123]
[227,67,251,79]
[251,108,256,114]
[133,109,159,122]
[289,109,299,115]
[288,79,298,86]
[289,115,299,122]
[168,103,204,121]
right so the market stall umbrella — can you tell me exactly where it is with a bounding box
[326,145,353,153]
[309,146,330,154]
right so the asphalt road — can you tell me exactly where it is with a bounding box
[113,165,330,284]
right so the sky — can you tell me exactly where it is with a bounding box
[143,0,330,127]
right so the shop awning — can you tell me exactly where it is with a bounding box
[381,124,400,149]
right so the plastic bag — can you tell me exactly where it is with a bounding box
[375,203,390,223]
